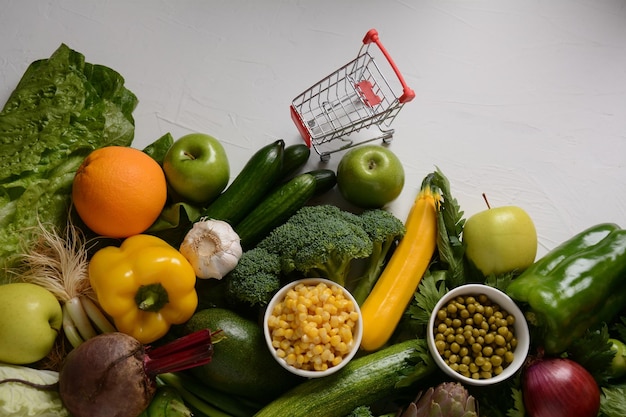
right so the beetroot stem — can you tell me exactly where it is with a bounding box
[143,329,214,378]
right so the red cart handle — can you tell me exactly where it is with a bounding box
[363,29,415,104]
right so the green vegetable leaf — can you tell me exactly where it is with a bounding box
[147,202,202,248]
[506,387,525,417]
[484,272,516,293]
[0,44,137,282]
[395,338,437,388]
[406,270,447,328]
[430,167,466,289]
[600,381,626,417]
[613,316,626,341]
[567,323,615,385]
[474,374,524,417]
[143,132,174,165]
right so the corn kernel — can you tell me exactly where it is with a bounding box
[268,280,359,372]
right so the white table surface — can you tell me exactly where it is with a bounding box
[1,0,625,258]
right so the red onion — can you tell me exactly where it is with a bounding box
[522,355,600,417]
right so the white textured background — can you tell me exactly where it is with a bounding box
[1,0,625,258]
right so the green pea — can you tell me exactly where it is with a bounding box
[491,355,503,367]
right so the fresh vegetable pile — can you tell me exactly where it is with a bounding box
[1,45,625,417]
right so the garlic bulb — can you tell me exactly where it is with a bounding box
[179,218,243,279]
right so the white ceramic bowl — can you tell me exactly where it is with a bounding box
[427,284,530,386]
[263,278,363,378]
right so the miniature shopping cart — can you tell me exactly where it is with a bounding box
[290,28,415,161]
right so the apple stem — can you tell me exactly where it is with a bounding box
[482,193,491,209]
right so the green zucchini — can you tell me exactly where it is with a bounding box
[235,170,318,249]
[253,338,436,417]
[280,143,311,178]
[197,139,285,225]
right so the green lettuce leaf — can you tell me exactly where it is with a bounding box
[0,44,138,282]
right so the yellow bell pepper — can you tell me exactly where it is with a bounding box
[89,234,198,344]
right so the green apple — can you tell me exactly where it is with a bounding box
[463,204,538,276]
[0,282,63,364]
[336,145,405,208]
[163,133,230,205]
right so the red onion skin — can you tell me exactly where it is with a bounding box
[523,356,600,417]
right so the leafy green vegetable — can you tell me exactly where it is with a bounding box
[0,44,137,282]
[567,323,616,385]
[143,132,174,165]
[0,364,69,416]
[613,316,626,341]
[600,381,626,417]
[430,167,467,289]
[405,270,447,328]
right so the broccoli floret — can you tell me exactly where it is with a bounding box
[345,405,375,417]
[351,209,406,305]
[257,205,373,286]
[224,247,282,308]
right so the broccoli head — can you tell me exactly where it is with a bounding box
[351,208,406,305]
[257,205,373,286]
[224,247,282,308]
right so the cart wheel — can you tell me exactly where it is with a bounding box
[320,153,331,162]
[382,135,393,144]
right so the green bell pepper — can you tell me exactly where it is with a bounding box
[506,223,626,354]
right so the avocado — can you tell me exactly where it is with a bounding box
[182,308,303,404]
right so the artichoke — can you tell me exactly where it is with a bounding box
[400,382,478,417]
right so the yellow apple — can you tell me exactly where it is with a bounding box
[463,205,537,276]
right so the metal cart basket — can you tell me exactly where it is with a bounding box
[290,29,415,161]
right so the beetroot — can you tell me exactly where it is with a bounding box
[59,330,213,417]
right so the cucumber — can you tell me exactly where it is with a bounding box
[254,338,436,417]
[234,169,336,249]
[280,143,311,178]
[310,168,336,196]
[198,139,285,225]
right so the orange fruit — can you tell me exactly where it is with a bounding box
[72,146,167,238]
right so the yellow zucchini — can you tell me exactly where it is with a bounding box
[359,174,440,351]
